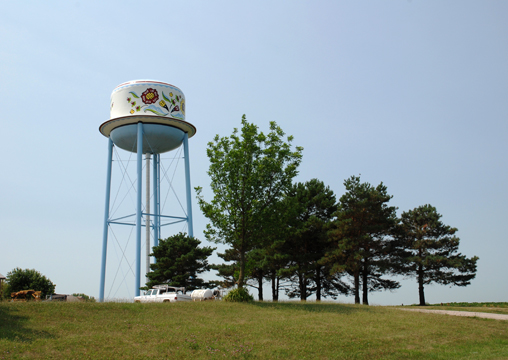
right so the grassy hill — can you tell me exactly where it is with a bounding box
[1,301,507,359]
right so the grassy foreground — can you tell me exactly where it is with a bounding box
[1,301,507,359]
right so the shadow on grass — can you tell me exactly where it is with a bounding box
[0,304,55,343]
[249,301,373,314]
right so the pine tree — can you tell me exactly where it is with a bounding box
[282,179,349,301]
[395,204,479,306]
[145,233,215,291]
[325,176,399,305]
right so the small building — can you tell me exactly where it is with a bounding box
[46,294,83,302]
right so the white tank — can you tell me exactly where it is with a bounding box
[191,289,214,301]
[99,80,196,154]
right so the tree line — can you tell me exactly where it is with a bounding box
[147,116,479,306]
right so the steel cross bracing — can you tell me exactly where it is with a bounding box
[99,123,194,302]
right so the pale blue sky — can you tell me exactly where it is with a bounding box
[1,1,506,304]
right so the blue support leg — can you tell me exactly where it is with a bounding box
[157,154,161,241]
[99,138,113,302]
[153,153,159,249]
[183,133,194,238]
[135,123,143,296]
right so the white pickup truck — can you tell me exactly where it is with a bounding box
[134,285,192,303]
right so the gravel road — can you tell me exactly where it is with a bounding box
[400,308,508,320]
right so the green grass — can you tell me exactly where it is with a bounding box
[1,301,507,359]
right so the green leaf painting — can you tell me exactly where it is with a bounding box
[144,108,166,116]
[129,91,140,99]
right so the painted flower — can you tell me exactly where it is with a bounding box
[169,92,173,97]
[136,105,140,112]
[131,101,136,107]
[127,97,131,102]
[159,100,169,112]
[141,88,159,105]
[130,109,135,114]
[180,99,185,115]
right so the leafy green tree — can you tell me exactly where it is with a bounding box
[395,204,479,306]
[145,233,216,291]
[282,179,349,301]
[1,283,9,300]
[325,176,399,305]
[196,115,303,288]
[6,268,56,299]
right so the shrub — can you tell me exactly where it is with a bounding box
[6,268,55,299]
[223,287,254,302]
[1,283,11,301]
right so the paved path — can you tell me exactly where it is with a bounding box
[400,308,508,320]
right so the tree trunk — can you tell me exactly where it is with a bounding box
[275,276,280,302]
[354,270,360,304]
[362,262,369,305]
[418,263,425,306]
[258,272,263,301]
[271,272,278,302]
[299,272,306,301]
[315,266,322,302]
[238,249,245,288]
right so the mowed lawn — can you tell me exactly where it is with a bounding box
[1,301,507,359]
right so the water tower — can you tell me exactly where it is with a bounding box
[98,80,196,301]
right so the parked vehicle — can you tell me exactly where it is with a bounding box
[134,285,192,303]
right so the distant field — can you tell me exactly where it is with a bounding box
[425,302,508,308]
[410,302,508,315]
[1,301,507,359]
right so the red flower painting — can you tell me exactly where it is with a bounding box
[141,88,159,105]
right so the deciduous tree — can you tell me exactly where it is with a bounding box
[196,116,303,288]
[6,268,56,299]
